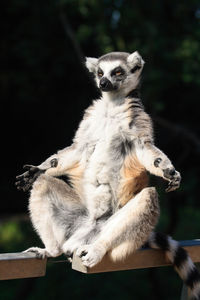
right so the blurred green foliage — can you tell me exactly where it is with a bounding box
[1,0,200,299]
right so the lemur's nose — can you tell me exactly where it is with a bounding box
[100,77,109,88]
[99,77,113,91]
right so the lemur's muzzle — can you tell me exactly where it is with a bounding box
[99,77,114,92]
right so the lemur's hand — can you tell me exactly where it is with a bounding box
[164,168,181,192]
[154,158,181,192]
[15,158,58,192]
[15,165,45,192]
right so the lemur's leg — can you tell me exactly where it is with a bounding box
[108,240,140,262]
[26,174,86,259]
[62,221,99,257]
[135,141,181,192]
[76,187,160,267]
[62,182,114,256]
[61,184,112,255]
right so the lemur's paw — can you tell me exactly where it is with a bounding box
[154,158,181,192]
[62,240,80,258]
[23,247,48,259]
[165,170,181,192]
[15,165,45,192]
[76,244,106,268]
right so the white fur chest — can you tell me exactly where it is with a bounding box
[81,98,136,185]
[87,98,135,144]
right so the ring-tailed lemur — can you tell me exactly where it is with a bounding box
[16,51,200,299]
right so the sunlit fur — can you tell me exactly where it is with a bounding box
[25,51,199,299]
[87,51,145,102]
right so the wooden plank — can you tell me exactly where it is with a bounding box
[0,240,199,279]
[0,252,47,280]
[72,240,200,274]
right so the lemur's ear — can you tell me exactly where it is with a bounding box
[85,57,98,73]
[127,51,145,69]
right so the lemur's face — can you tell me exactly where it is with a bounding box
[96,60,128,92]
[86,51,145,97]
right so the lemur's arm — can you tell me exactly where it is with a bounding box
[44,145,81,176]
[135,139,181,192]
[15,144,81,191]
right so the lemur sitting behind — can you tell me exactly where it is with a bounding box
[16,51,200,299]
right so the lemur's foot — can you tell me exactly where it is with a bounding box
[62,240,81,258]
[24,246,62,259]
[76,244,106,268]
[23,247,48,259]
[154,158,181,192]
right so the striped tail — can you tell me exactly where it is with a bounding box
[148,232,200,300]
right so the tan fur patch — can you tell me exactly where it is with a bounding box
[118,154,149,207]
[66,163,84,197]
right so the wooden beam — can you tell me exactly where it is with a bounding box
[0,240,199,280]
[72,240,200,274]
[0,252,47,280]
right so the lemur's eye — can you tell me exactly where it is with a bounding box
[111,67,124,77]
[97,69,104,77]
[131,65,141,73]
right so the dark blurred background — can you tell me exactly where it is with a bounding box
[1,0,200,299]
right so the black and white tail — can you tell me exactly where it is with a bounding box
[148,232,200,300]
